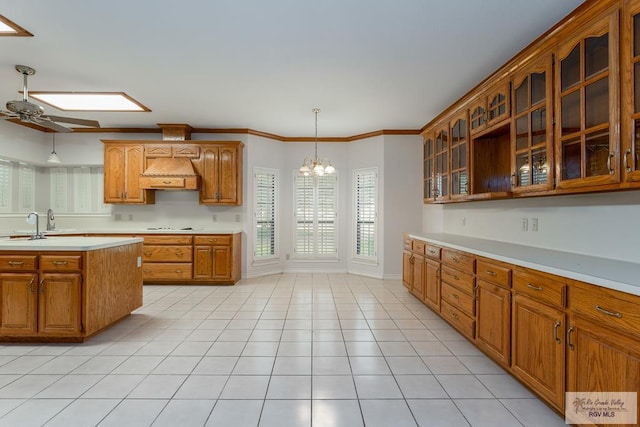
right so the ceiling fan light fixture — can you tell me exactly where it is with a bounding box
[299,108,334,177]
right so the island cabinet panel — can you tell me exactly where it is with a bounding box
[38,273,81,336]
[0,273,37,335]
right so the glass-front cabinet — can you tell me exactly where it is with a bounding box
[555,10,620,189]
[434,125,450,201]
[511,53,554,193]
[623,1,640,184]
[423,133,435,201]
[487,81,511,127]
[469,97,487,136]
[450,112,469,198]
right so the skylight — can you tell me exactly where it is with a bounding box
[28,92,150,112]
[0,15,32,36]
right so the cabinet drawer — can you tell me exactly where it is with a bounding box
[142,263,192,279]
[143,245,193,262]
[412,240,426,255]
[513,269,565,308]
[194,235,231,246]
[568,281,640,338]
[441,282,475,316]
[441,265,474,295]
[40,255,82,271]
[476,259,511,288]
[0,255,37,271]
[143,235,193,245]
[441,300,475,340]
[139,176,187,188]
[403,239,412,251]
[425,244,441,259]
[441,249,475,273]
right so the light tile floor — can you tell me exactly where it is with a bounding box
[0,274,567,426]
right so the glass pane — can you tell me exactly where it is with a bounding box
[452,172,459,195]
[585,131,610,177]
[498,103,506,116]
[561,91,580,135]
[441,176,448,196]
[426,139,433,156]
[635,62,640,114]
[515,77,528,114]
[585,34,609,79]
[459,171,468,195]
[531,148,548,185]
[635,14,640,57]
[585,77,609,128]
[531,107,546,146]
[517,153,530,186]
[440,131,448,149]
[635,120,640,170]
[531,71,546,105]
[516,115,529,151]
[436,135,442,152]
[452,145,459,170]
[561,44,580,91]
[442,152,448,173]
[459,119,466,140]
[562,137,582,180]
[460,142,466,168]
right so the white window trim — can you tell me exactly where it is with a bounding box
[352,167,378,265]
[292,170,338,261]
[253,167,279,264]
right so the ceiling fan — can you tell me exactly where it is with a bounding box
[0,65,100,133]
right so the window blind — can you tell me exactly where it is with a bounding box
[254,168,278,259]
[294,172,337,258]
[18,164,35,212]
[354,168,377,261]
[0,160,11,212]
[49,168,68,211]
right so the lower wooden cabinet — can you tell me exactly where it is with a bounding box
[424,259,440,312]
[402,250,412,289]
[193,234,241,284]
[511,293,566,412]
[38,273,82,336]
[410,253,425,301]
[0,272,37,335]
[475,280,510,368]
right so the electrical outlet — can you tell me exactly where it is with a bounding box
[128,214,134,221]
[521,218,528,231]
[461,217,466,227]
[114,213,122,221]
[531,218,538,231]
[212,214,217,222]
[235,214,241,222]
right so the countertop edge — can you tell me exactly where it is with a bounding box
[0,237,144,251]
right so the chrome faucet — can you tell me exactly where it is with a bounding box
[46,208,55,231]
[26,211,45,240]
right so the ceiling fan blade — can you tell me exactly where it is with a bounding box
[34,118,72,133]
[44,115,100,128]
[0,111,19,119]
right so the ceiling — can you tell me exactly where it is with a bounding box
[0,0,585,138]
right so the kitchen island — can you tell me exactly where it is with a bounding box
[0,236,143,342]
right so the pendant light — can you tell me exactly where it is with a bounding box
[47,133,61,164]
[299,108,334,176]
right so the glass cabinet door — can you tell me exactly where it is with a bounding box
[469,98,487,135]
[450,113,469,197]
[487,81,511,126]
[624,2,640,183]
[423,134,435,200]
[434,126,449,200]
[556,10,619,188]
[511,54,553,193]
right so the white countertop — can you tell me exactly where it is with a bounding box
[408,232,640,297]
[7,228,243,236]
[0,236,143,251]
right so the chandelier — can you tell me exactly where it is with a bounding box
[299,108,335,176]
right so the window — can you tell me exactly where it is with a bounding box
[18,163,35,212]
[253,167,278,262]
[353,167,378,263]
[49,166,110,214]
[50,168,68,211]
[0,160,11,213]
[294,172,338,259]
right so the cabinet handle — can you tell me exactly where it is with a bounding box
[175,251,183,256]
[162,180,172,184]
[8,261,24,266]
[553,320,561,344]
[527,283,543,291]
[485,270,497,276]
[607,152,614,175]
[451,293,459,300]
[143,270,152,273]
[52,260,68,266]
[595,305,623,319]
[450,273,459,280]
[28,278,35,294]
[39,279,45,294]
[143,252,152,256]
[624,149,632,172]
[567,326,575,350]
[175,270,183,273]
[435,268,440,278]
[449,310,459,320]
[473,284,478,299]
[451,256,460,263]
[427,249,436,255]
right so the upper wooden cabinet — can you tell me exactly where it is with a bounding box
[511,53,554,193]
[433,124,450,201]
[194,142,243,205]
[450,112,470,198]
[622,0,640,185]
[423,133,435,201]
[469,81,511,136]
[555,9,620,189]
[104,144,154,204]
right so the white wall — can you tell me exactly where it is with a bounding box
[424,191,640,263]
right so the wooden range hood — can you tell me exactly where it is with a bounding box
[139,124,201,190]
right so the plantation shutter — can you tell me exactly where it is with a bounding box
[74,168,92,212]
[18,164,35,212]
[254,168,277,259]
[295,173,315,255]
[0,160,11,212]
[354,168,377,260]
[49,168,67,211]
[316,174,337,255]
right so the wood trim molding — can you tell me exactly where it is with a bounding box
[0,15,33,37]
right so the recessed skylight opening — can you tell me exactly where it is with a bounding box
[28,92,150,112]
[0,15,33,36]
